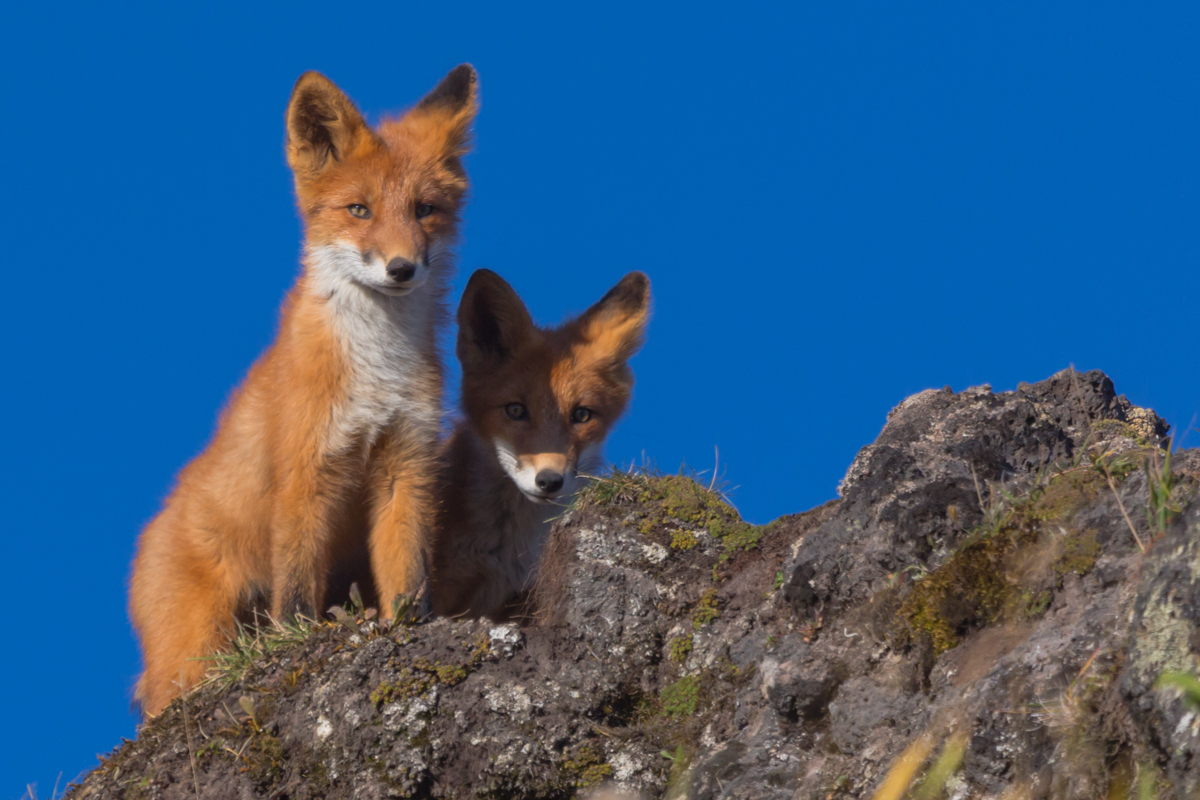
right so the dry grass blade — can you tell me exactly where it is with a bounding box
[913,732,968,800]
[870,733,935,800]
[1102,463,1145,553]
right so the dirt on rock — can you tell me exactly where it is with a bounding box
[67,369,1200,799]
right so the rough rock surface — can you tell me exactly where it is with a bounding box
[67,369,1200,799]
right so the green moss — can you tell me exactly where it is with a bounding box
[670,530,698,550]
[1055,530,1101,579]
[561,742,613,788]
[669,635,693,663]
[660,676,701,719]
[371,643,489,707]
[691,588,720,629]
[1027,469,1104,522]
[1017,588,1052,619]
[371,670,434,707]
[899,465,1113,655]
[436,664,469,685]
[588,473,769,558]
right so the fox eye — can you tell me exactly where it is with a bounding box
[505,403,528,421]
[571,407,593,424]
[415,204,434,219]
[347,204,371,219]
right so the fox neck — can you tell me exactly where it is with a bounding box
[299,243,451,448]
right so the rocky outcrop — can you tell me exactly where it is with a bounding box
[68,370,1200,799]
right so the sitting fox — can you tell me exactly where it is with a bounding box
[431,269,650,619]
[129,66,478,715]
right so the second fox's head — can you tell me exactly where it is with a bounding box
[457,270,651,504]
[285,66,478,297]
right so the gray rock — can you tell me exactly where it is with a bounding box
[66,370,1200,800]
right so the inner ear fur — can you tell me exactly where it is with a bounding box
[457,269,534,367]
[577,271,651,364]
[407,64,479,162]
[286,72,371,174]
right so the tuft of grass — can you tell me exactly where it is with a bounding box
[21,775,64,800]
[199,612,320,692]
[1145,438,1180,539]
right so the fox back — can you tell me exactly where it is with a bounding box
[432,269,650,619]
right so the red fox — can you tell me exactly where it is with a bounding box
[431,269,650,619]
[129,66,478,715]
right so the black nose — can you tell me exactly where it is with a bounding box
[386,258,418,283]
[535,469,564,494]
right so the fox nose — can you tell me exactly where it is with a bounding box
[535,469,564,494]
[386,258,418,283]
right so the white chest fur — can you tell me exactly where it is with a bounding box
[308,246,443,456]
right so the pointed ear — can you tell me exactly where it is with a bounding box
[577,272,651,365]
[285,72,371,175]
[457,269,534,369]
[410,64,479,159]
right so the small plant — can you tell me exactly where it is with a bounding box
[692,589,720,629]
[660,676,701,719]
[670,530,698,550]
[669,635,693,663]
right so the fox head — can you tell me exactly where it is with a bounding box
[457,270,651,504]
[285,65,478,297]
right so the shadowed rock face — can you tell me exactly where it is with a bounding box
[69,370,1200,800]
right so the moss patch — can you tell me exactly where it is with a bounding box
[899,465,1116,655]
[691,588,720,630]
[561,742,613,788]
[1055,530,1101,580]
[670,530,698,550]
[669,635,694,663]
[660,676,701,719]
[580,472,769,560]
[370,635,489,707]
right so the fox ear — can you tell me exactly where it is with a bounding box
[286,72,371,174]
[410,64,479,160]
[576,272,651,365]
[457,269,534,368]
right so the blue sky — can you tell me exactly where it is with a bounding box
[3,2,1198,795]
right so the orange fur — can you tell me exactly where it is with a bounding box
[129,66,478,716]
[431,270,650,619]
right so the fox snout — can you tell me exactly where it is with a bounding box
[362,249,428,294]
[535,469,564,494]
[494,444,576,503]
[385,257,419,285]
